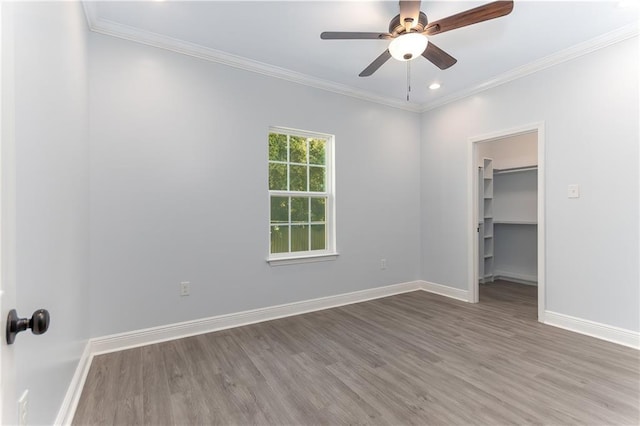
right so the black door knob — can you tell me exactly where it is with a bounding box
[6,309,50,345]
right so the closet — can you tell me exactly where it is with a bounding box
[477,133,537,286]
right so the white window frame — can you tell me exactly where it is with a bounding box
[267,126,337,266]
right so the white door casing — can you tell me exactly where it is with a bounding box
[1,1,19,423]
[467,122,546,322]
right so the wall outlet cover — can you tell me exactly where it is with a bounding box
[568,184,580,198]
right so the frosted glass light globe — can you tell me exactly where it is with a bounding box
[389,33,429,61]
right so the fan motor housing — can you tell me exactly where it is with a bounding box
[389,11,428,35]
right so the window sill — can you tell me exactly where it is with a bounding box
[267,253,339,266]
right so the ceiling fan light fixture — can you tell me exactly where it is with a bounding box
[389,33,428,61]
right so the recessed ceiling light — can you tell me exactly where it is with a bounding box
[429,83,441,90]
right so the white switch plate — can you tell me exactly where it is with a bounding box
[568,184,580,198]
[180,281,190,296]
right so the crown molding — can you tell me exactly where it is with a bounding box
[81,2,422,113]
[420,23,639,112]
[82,2,637,114]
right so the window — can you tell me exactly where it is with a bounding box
[268,127,335,264]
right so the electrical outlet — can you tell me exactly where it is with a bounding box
[380,259,387,270]
[568,184,580,198]
[180,281,190,296]
[18,390,28,426]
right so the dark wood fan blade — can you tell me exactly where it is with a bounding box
[400,0,421,30]
[424,1,514,36]
[422,42,457,70]
[359,49,392,77]
[321,32,392,40]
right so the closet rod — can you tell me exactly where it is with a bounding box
[493,165,537,175]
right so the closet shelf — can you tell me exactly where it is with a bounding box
[494,220,537,225]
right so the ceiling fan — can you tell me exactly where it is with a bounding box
[321,0,514,77]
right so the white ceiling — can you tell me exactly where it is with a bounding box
[84,1,639,110]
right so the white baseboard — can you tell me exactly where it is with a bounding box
[91,280,423,355]
[54,342,93,425]
[57,280,422,424]
[58,280,637,424]
[89,280,469,356]
[544,311,640,350]
[420,280,471,302]
[493,270,537,286]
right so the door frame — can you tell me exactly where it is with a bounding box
[467,122,546,322]
[1,1,18,422]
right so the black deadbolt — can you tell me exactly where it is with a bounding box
[6,309,50,344]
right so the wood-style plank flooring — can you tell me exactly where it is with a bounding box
[73,281,640,425]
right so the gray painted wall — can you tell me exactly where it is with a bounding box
[420,36,639,331]
[494,170,537,224]
[88,34,422,337]
[12,2,90,424]
[493,170,538,282]
[477,132,538,170]
[494,224,538,283]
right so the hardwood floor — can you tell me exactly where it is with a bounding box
[73,281,640,425]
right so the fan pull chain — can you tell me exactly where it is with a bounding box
[406,61,411,101]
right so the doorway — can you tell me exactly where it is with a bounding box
[468,123,545,322]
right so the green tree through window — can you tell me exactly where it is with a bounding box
[268,128,334,258]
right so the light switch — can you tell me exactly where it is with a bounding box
[568,184,580,198]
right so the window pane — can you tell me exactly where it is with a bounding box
[309,166,325,192]
[311,224,326,250]
[291,225,309,252]
[289,165,307,191]
[270,196,288,224]
[309,139,326,165]
[270,225,289,253]
[268,128,333,258]
[269,163,287,190]
[291,197,309,223]
[290,136,307,164]
[269,133,287,161]
[310,197,326,222]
